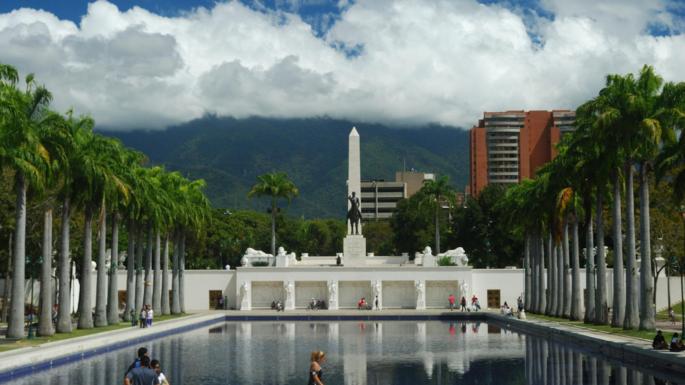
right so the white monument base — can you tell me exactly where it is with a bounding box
[343,235,366,265]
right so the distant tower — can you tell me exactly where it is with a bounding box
[343,127,366,264]
[348,127,361,235]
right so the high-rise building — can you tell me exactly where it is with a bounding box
[469,110,575,196]
[360,171,435,220]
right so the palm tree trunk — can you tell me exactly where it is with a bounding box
[595,185,608,324]
[550,241,558,316]
[161,234,170,315]
[538,232,547,313]
[143,224,153,308]
[152,230,161,314]
[524,233,532,311]
[545,232,553,316]
[57,197,72,332]
[585,214,596,324]
[435,204,440,254]
[271,199,276,256]
[124,218,135,322]
[39,208,54,336]
[563,220,571,318]
[179,232,186,313]
[171,231,180,314]
[624,163,639,329]
[570,218,582,320]
[94,200,108,327]
[78,205,94,329]
[638,162,655,330]
[1,234,11,324]
[7,172,27,339]
[611,171,625,327]
[531,233,539,313]
[556,244,563,317]
[134,227,144,314]
[107,212,119,325]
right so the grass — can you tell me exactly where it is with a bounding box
[0,313,189,353]
[527,313,657,341]
[657,301,684,321]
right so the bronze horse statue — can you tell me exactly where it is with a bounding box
[347,192,362,234]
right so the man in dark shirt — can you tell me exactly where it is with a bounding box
[652,330,667,349]
[125,347,149,377]
[125,356,159,385]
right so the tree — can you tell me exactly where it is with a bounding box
[0,65,52,338]
[247,172,299,256]
[418,176,455,254]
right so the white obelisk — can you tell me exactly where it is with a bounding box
[343,127,366,264]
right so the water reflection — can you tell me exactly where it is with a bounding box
[1,321,681,385]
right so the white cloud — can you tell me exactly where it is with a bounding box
[0,0,683,129]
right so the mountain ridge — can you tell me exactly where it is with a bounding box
[101,116,469,218]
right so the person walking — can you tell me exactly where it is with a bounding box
[146,306,154,328]
[448,294,456,311]
[125,347,149,378]
[151,359,170,385]
[125,355,159,385]
[139,307,146,328]
[308,350,326,385]
[460,296,467,311]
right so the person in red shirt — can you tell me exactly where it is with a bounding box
[448,294,456,311]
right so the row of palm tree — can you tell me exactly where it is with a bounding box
[500,65,685,330]
[1,63,210,339]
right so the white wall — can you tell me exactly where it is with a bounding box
[0,267,680,312]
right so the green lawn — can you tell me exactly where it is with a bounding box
[657,301,684,320]
[0,313,189,353]
[526,314,657,341]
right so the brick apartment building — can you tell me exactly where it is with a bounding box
[469,110,575,196]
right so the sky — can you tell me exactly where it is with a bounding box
[0,0,684,130]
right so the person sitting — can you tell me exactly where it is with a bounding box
[670,333,685,352]
[652,330,668,350]
[358,297,367,310]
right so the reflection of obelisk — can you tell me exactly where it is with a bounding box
[343,127,366,265]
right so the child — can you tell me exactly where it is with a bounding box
[146,306,154,328]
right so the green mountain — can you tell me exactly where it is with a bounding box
[103,117,469,218]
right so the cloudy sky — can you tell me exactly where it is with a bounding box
[1,0,684,130]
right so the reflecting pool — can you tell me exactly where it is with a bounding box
[1,321,680,385]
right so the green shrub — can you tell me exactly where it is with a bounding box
[437,256,456,266]
[251,261,270,267]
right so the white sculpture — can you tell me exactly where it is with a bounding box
[372,280,382,310]
[277,247,286,256]
[460,281,470,302]
[246,248,271,256]
[415,280,426,310]
[239,282,251,310]
[327,280,338,310]
[284,281,295,310]
[438,247,469,266]
[422,246,436,267]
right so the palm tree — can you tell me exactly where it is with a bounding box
[0,65,53,338]
[54,112,94,333]
[248,172,299,256]
[418,176,456,254]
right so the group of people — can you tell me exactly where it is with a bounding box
[130,305,154,328]
[652,330,685,352]
[124,347,169,385]
[447,294,481,311]
[271,300,284,311]
[357,296,379,310]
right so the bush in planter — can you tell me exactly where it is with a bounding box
[251,261,270,267]
[437,256,456,266]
